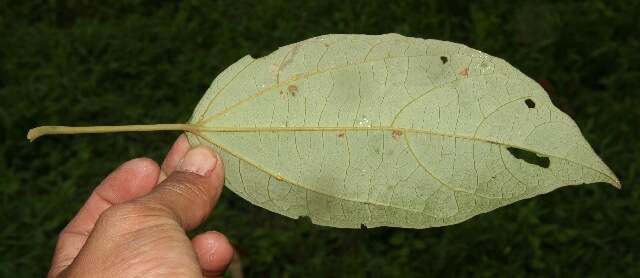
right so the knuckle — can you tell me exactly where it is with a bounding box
[96,202,172,230]
[94,202,183,237]
[159,174,212,206]
[97,204,137,228]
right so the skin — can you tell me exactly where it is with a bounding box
[48,135,234,277]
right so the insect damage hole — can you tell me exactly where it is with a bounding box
[507,147,550,168]
[440,56,448,64]
[525,98,536,108]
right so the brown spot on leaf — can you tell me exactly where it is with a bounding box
[458,67,469,77]
[392,129,403,139]
[288,84,298,96]
[337,131,345,138]
[440,56,448,64]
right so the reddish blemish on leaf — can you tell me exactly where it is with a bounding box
[392,129,403,139]
[337,131,346,138]
[458,67,469,77]
[279,44,300,71]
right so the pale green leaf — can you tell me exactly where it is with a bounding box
[185,33,619,228]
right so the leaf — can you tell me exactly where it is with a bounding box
[28,33,620,229]
[185,34,620,228]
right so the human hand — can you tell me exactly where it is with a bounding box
[48,135,234,277]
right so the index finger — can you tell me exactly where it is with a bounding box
[159,134,191,181]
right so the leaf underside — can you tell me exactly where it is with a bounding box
[186,34,619,228]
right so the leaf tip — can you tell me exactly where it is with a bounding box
[611,178,622,190]
[603,166,622,189]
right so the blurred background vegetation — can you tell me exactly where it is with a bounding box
[1,0,639,276]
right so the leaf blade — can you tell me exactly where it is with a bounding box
[188,34,619,228]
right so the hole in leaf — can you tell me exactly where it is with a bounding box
[525,98,535,108]
[507,147,550,168]
[440,56,448,64]
[297,215,312,224]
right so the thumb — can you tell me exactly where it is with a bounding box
[136,146,224,230]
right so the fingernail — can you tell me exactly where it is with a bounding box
[177,147,218,176]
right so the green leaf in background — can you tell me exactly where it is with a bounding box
[29,34,620,228]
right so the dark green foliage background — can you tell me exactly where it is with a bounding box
[1,0,639,276]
